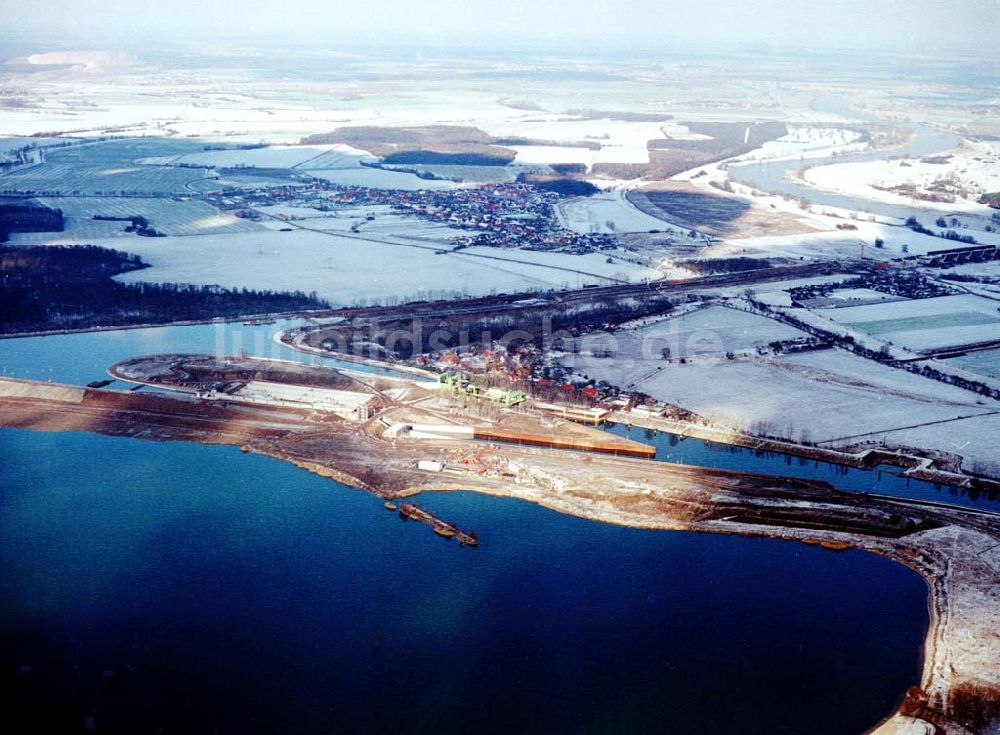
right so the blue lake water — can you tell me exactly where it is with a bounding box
[0,428,928,734]
[0,319,398,386]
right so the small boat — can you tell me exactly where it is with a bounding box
[398,504,422,521]
[384,501,398,511]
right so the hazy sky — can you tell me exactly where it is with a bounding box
[4,0,999,53]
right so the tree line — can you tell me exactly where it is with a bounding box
[0,244,330,333]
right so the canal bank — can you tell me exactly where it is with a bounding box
[605,412,1000,504]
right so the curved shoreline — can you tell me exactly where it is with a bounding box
[194,412,1000,733]
[271,329,439,379]
[276,332,1000,497]
[0,374,995,733]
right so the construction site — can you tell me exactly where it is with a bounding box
[0,352,998,734]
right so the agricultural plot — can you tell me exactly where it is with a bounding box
[0,136,67,155]
[141,143,373,170]
[28,196,263,236]
[301,146,378,169]
[824,288,907,305]
[302,166,456,190]
[381,164,523,183]
[482,118,690,165]
[735,126,866,163]
[571,345,994,446]
[101,229,657,306]
[822,294,1000,352]
[7,218,129,244]
[714,219,997,261]
[556,190,681,234]
[861,413,1000,476]
[946,348,1000,381]
[256,205,464,242]
[566,306,807,365]
[627,186,751,234]
[511,146,597,167]
[0,139,213,196]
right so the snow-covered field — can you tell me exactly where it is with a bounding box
[382,164,523,183]
[859,413,1000,476]
[820,294,1000,352]
[138,140,460,191]
[574,344,995,445]
[511,145,597,167]
[255,205,471,244]
[819,287,907,306]
[714,218,1000,260]
[302,167,457,190]
[484,118,689,166]
[100,229,658,305]
[935,262,1000,280]
[0,157,210,195]
[733,126,867,164]
[556,190,676,234]
[18,196,263,237]
[801,140,1000,213]
[945,348,1000,381]
[255,204,360,220]
[140,143,374,169]
[567,306,807,365]
[0,136,67,155]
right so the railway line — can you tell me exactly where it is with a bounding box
[300,261,844,324]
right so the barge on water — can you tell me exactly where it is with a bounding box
[397,502,478,547]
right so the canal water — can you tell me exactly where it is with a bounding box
[604,424,1000,511]
[4,320,993,508]
[0,428,928,735]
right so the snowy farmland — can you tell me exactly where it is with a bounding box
[567,306,807,365]
[302,167,457,190]
[573,344,996,446]
[0,136,68,156]
[133,140,465,191]
[0,138,214,196]
[857,413,1000,476]
[733,126,867,163]
[511,146,597,167]
[102,230,659,305]
[482,118,699,166]
[380,164,524,184]
[29,197,262,237]
[140,143,375,170]
[801,140,1000,213]
[712,218,997,261]
[820,294,1000,352]
[946,348,1000,381]
[255,204,469,243]
[556,190,677,234]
